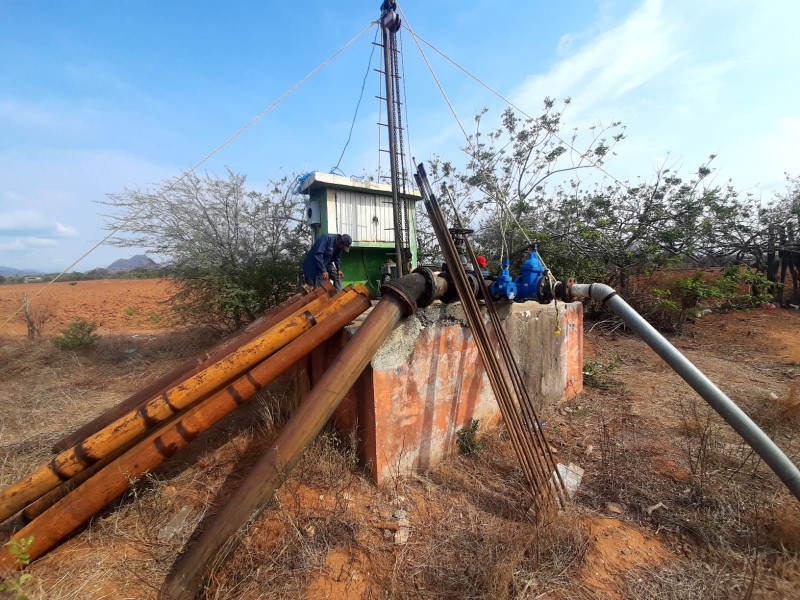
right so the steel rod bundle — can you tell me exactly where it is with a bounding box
[0,285,357,525]
[0,284,372,570]
[414,163,565,513]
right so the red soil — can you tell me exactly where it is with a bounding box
[0,279,176,337]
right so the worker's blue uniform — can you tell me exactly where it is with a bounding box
[303,233,343,289]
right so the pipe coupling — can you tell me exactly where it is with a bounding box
[411,267,439,308]
[554,278,576,302]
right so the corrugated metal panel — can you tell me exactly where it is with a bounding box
[334,190,403,243]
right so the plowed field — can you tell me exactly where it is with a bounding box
[0,279,175,336]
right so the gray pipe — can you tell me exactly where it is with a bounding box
[570,282,800,502]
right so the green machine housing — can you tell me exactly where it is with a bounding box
[299,172,420,297]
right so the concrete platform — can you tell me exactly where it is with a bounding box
[303,300,583,483]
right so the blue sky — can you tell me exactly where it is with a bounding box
[2,0,799,271]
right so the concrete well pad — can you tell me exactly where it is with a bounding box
[305,300,583,483]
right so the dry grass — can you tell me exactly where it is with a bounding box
[203,426,594,600]
[2,306,800,599]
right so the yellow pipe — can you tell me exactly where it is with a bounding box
[0,287,359,524]
[53,283,335,452]
[0,285,371,570]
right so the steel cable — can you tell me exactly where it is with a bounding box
[0,20,377,332]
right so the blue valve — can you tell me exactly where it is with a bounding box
[513,249,546,302]
[489,259,517,301]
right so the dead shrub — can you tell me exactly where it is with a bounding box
[622,557,754,600]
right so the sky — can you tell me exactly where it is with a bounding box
[1,0,799,272]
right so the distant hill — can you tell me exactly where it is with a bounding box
[0,266,44,277]
[107,254,159,271]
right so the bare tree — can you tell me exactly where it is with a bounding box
[102,170,310,329]
[18,292,56,340]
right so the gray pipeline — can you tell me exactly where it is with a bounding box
[567,282,800,502]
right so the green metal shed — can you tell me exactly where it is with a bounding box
[299,172,420,296]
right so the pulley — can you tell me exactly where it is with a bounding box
[380,0,401,32]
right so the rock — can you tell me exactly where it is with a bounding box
[393,508,411,544]
[394,527,410,544]
[157,505,193,542]
[606,502,625,515]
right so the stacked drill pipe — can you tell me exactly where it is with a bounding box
[0,284,372,569]
[21,287,334,522]
[161,271,448,600]
[414,163,565,513]
[0,285,365,530]
[53,284,336,452]
[0,288,340,522]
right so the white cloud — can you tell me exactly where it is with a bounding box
[0,100,58,127]
[0,237,58,251]
[512,0,682,121]
[723,116,800,193]
[0,148,174,270]
[1,191,24,203]
[55,222,79,237]
[0,211,50,232]
[503,0,800,192]
[22,237,59,248]
[0,240,24,251]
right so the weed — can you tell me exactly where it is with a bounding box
[0,536,35,600]
[53,318,100,350]
[456,419,484,454]
[583,353,621,389]
[17,293,55,341]
[123,307,139,316]
[4,538,33,567]
[676,397,727,506]
[622,558,754,599]
[596,415,629,501]
[653,268,776,333]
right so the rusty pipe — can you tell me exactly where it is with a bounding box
[21,438,137,522]
[54,283,336,452]
[161,270,447,599]
[0,285,372,570]
[0,287,356,524]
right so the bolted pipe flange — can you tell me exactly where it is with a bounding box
[465,272,480,297]
[538,277,553,304]
[554,278,576,302]
[380,280,417,315]
[412,267,438,308]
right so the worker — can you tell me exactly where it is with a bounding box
[302,233,352,291]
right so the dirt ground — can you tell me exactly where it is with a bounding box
[0,279,176,337]
[0,279,799,599]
